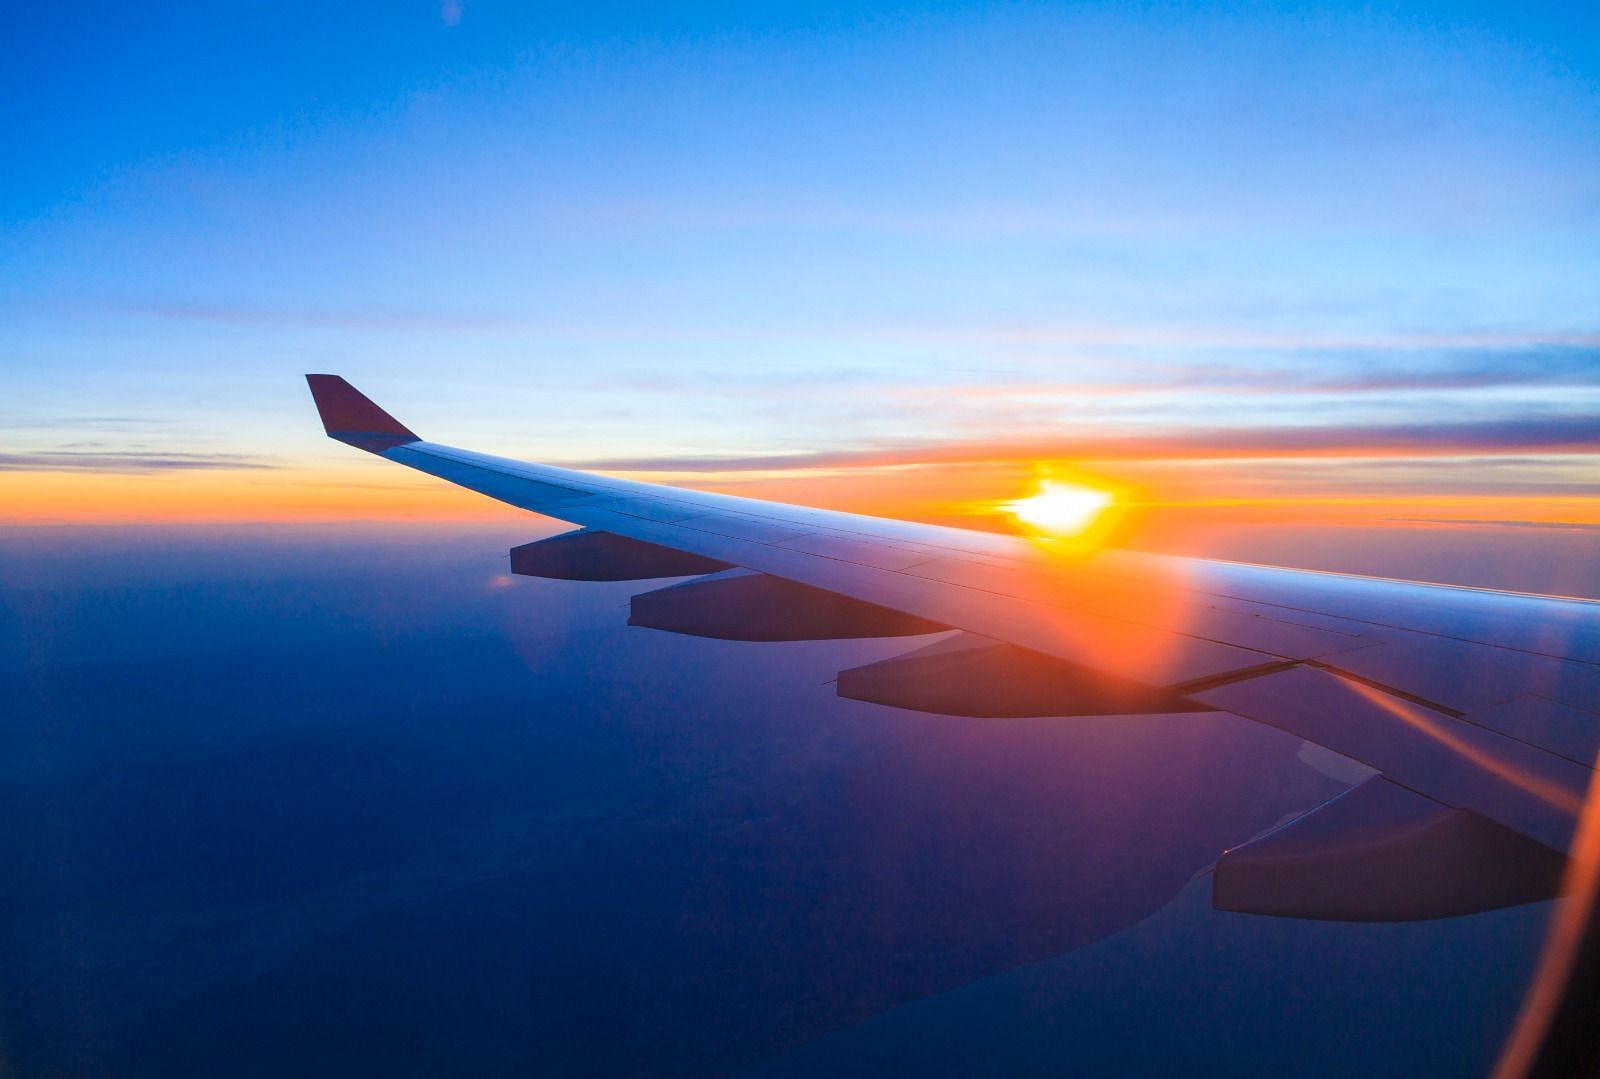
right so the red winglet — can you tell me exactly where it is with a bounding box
[305,374,419,452]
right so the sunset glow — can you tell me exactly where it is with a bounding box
[1004,481,1114,537]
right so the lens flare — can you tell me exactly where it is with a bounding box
[1005,480,1113,536]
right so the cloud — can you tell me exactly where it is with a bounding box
[0,451,278,473]
[1156,346,1600,395]
[1382,519,1600,532]
[869,324,1600,353]
[0,415,169,431]
[567,414,1600,473]
[878,358,1600,411]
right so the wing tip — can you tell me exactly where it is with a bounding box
[304,374,419,450]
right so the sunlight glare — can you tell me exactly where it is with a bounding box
[1005,481,1113,536]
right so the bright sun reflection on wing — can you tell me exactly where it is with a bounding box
[1005,480,1113,536]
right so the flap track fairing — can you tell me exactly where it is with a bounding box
[510,530,731,581]
[629,569,948,641]
[836,632,1210,718]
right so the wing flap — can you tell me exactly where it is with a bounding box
[1195,666,1591,850]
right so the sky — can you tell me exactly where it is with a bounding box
[3,1,1598,539]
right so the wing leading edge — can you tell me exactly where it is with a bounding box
[306,374,1600,920]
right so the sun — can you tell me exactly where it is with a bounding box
[1004,480,1113,536]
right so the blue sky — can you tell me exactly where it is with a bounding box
[2,1,1597,504]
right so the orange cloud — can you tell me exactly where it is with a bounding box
[572,418,1600,473]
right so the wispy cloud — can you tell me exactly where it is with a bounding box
[0,415,170,431]
[866,325,1600,353]
[882,347,1600,405]
[1283,348,1600,393]
[1382,519,1600,532]
[570,414,1600,473]
[0,451,278,473]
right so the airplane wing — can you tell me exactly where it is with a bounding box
[306,374,1599,921]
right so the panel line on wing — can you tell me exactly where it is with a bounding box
[1186,583,1600,665]
[1310,662,1600,770]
